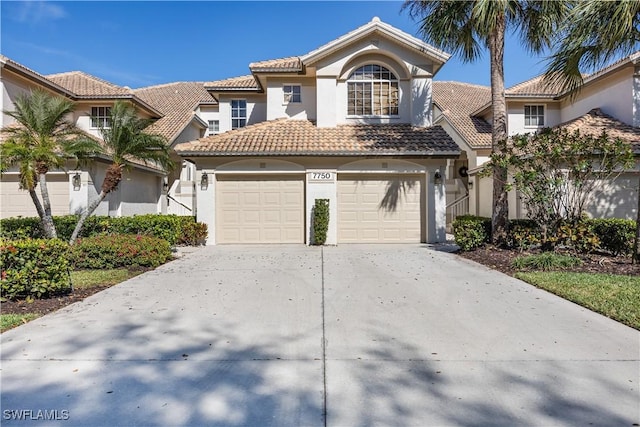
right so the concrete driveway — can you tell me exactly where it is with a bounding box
[1,245,638,426]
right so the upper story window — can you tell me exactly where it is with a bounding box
[524,105,545,127]
[347,64,399,116]
[283,85,301,103]
[231,100,247,129]
[91,106,111,128]
[208,120,219,134]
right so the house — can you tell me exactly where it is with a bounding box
[174,17,461,245]
[0,55,213,219]
[432,55,640,223]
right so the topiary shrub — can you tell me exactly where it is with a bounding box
[589,218,635,256]
[1,238,71,299]
[452,215,491,251]
[69,234,172,269]
[312,199,330,245]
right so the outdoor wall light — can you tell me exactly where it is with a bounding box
[72,173,81,191]
[162,178,169,192]
[434,170,443,185]
[468,180,474,189]
[200,172,209,190]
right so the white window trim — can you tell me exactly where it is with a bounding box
[208,119,220,135]
[524,104,546,129]
[231,99,247,130]
[90,106,111,129]
[282,84,302,105]
[346,64,400,118]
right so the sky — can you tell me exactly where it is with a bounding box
[0,1,552,90]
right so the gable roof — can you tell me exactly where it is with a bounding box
[134,82,216,142]
[559,108,640,154]
[249,57,303,73]
[0,55,75,97]
[204,75,260,91]
[175,118,459,157]
[433,81,492,149]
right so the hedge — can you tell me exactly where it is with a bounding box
[69,234,172,269]
[453,216,636,256]
[1,239,72,299]
[312,199,330,245]
[0,215,207,246]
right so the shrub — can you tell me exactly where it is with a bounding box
[589,218,635,256]
[70,234,172,269]
[508,219,541,250]
[553,221,600,254]
[453,215,491,251]
[177,221,208,246]
[1,215,207,246]
[512,252,583,271]
[312,199,330,245]
[1,239,71,299]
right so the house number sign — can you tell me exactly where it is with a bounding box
[308,171,335,183]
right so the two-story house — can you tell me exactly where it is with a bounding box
[433,54,640,222]
[0,55,213,219]
[174,17,460,245]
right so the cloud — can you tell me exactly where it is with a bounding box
[11,1,67,24]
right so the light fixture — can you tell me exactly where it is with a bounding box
[200,172,209,190]
[434,170,443,185]
[468,180,474,189]
[72,172,81,191]
[162,178,169,192]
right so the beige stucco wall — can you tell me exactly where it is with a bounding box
[266,77,317,121]
[507,101,562,136]
[217,94,267,133]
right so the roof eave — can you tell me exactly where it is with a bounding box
[176,150,460,157]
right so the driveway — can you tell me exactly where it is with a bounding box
[1,245,638,426]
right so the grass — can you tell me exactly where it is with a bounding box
[70,268,140,289]
[1,268,140,332]
[1,313,40,331]
[515,271,640,330]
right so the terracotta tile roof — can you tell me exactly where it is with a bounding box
[433,81,492,148]
[47,71,133,97]
[558,108,640,153]
[134,82,216,142]
[505,74,566,97]
[175,119,459,156]
[249,57,302,72]
[1,55,74,96]
[204,75,259,91]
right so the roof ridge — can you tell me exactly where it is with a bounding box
[249,55,300,67]
[135,81,206,91]
[48,70,132,92]
[434,81,490,89]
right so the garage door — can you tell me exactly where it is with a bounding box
[216,175,304,244]
[338,174,423,243]
[0,174,69,219]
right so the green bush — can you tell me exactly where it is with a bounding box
[1,239,71,299]
[177,221,208,246]
[70,234,172,269]
[312,199,330,245]
[453,215,491,251]
[553,221,600,254]
[512,252,583,271]
[1,215,206,246]
[508,219,540,250]
[589,218,635,256]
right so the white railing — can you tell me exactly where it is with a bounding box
[446,194,469,224]
[167,180,196,216]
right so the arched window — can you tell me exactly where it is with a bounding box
[347,64,399,116]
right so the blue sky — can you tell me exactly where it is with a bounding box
[1,1,550,89]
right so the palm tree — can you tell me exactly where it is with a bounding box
[69,101,172,244]
[543,1,640,263]
[1,89,100,238]
[403,0,568,244]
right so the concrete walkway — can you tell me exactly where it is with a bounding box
[1,245,638,426]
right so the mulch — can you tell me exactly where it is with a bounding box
[1,285,112,317]
[458,245,640,277]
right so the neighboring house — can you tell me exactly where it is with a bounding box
[0,56,218,219]
[174,17,460,245]
[433,54,640,222]
[0,55,169,219]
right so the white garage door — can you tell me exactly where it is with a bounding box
[216,175,304,244]
[0,174,69,219]
[338,174,423,243]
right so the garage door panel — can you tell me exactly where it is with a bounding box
[338,174,423,243]
[1,175,69,219]
[216,175,304,244]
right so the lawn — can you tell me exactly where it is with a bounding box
[1,268,140,332]
[515,271,640,330]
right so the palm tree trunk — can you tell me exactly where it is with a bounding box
[69,190,107,245]
[28,188,46,221]
[633,176,640,264]
[489,14,509,246]
[38,172,57,239]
